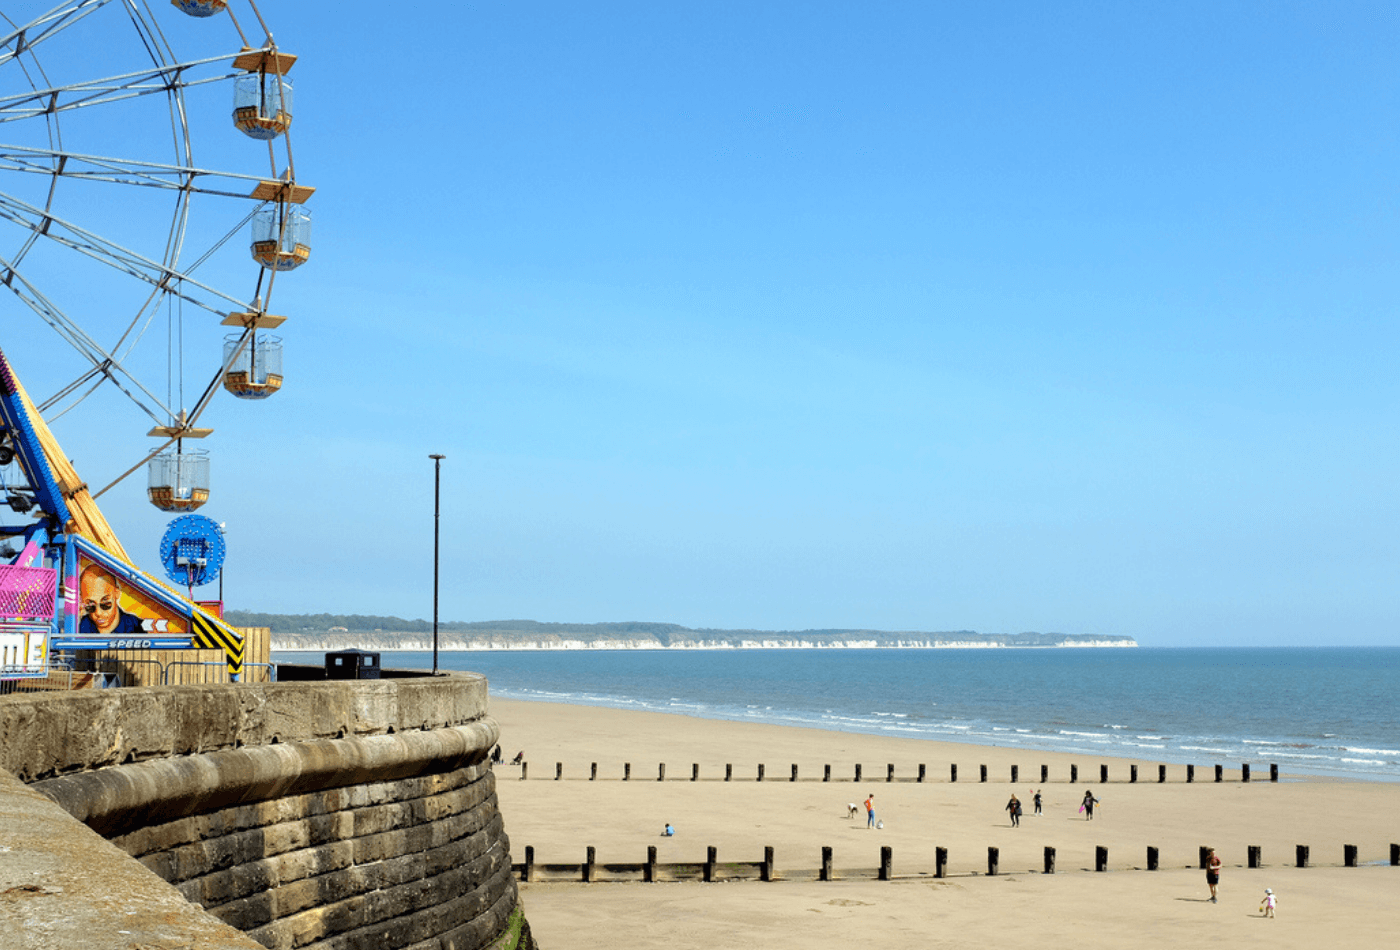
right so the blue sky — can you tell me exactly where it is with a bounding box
[5,1,1399,645]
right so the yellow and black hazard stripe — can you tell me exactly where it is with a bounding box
[192,609,245,675]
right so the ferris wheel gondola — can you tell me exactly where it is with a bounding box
[0,0,313,514]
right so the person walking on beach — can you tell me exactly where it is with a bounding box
[1080,789,1099,820]
[1206,848,1222,903]
[1259,888,1276,918]
[864,794,876,829]
[1006,793,1021,827]
[1032,789,1042,816]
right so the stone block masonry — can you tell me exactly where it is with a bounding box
[0,673,535,950]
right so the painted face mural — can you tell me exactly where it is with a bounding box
[76,559,187,636]
[79,566,126,634]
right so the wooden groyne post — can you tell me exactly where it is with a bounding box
[646,845,657,882]
[887,763,895,783]
[591,762,598,781]
[1248,846,1261,869]
[692,763,699,781]
[658,763,665,782]
[1041,764,1048,782]
[555,762,562,781]
[1095,846,1108,872]
[1344,844,1358,868]
[1070,764,1078,783]
[1100,764,1108,783]
[879,846,893,881]
[821,846,833,881]
[705,846,718,882]
[987,846,998,876]
[584,846,597,882]
[762,846,775,882]
[1043,846,1055,874]
[623,762,630,781]
[1242,763,1251,783]
[1146,846,1159,871]
[792,764,799,782]
[980,764,988,783]
[950,764,958,783]
[524,845,535,882]
[1010,764,1018,783]
[1296,845,1309,868]
[935,847,948,879]
[824,764,831,782]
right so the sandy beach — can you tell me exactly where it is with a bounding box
[491,697,1400,948]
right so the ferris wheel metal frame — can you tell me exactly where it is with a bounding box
[0,0,311,509]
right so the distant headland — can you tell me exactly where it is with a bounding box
[236,613,1139,652]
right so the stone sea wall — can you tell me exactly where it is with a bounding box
[0,676,534,950]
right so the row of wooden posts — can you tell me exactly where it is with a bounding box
[517,842,1400,884]
[517,761,1281,783]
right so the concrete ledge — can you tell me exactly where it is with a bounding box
[0,673,489,782]
[0,767,263,950]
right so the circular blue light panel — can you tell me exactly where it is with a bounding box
[159,514,226,588]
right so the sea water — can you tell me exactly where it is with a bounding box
[273,647,1400,781]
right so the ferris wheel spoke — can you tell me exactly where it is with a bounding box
[0,256,175,426]
[0,144,272,199]
[0,187,250,314]
[0,1,115,70]
[3,280,107,370]
[38,366,106,421]
[0,61,234,122]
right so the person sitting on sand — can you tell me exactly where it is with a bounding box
[662,823,675,837]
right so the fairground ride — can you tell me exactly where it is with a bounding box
[0,0,314,682]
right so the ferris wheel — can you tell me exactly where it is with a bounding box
[0,0,312,515]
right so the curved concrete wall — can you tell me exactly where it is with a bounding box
[0,676,534,950]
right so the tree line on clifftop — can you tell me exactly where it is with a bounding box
[227,612,1135,647]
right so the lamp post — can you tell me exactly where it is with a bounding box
[429,453,445,674]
